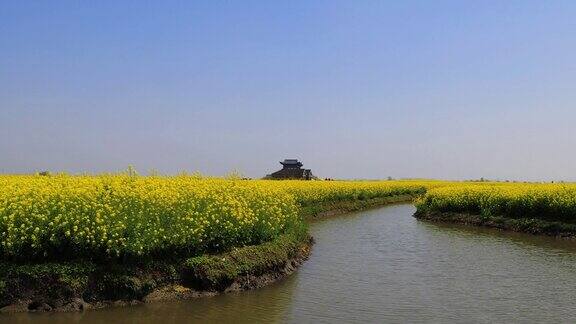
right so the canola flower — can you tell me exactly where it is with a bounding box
[0,175,452,261]
[4,174,563,262]
[267,179,452,207]
[416,183,576,222]
[0,175,299,260]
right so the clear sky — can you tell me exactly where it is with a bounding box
[2,1,576,180]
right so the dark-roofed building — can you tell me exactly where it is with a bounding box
[265,159,316,180]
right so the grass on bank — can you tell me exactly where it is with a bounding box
[0,225,312,309]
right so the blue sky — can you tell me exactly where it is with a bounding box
[2,1,576,180]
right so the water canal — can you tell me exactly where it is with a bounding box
[7,204,576,323]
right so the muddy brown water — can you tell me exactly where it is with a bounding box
[5,204,576,323]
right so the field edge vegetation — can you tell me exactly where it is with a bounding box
[414,210,576,237]
[0,224,313,313]
[414,184,576,237]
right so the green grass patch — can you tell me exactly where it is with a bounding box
[183,224,311,291]
[0,224,312,309]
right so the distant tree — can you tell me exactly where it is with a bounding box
[38,171,51,176]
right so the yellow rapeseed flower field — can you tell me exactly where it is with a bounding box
[2,174,572,261]
[0,175,302,260]
[416,183,576,222]
[0,175,447,260]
